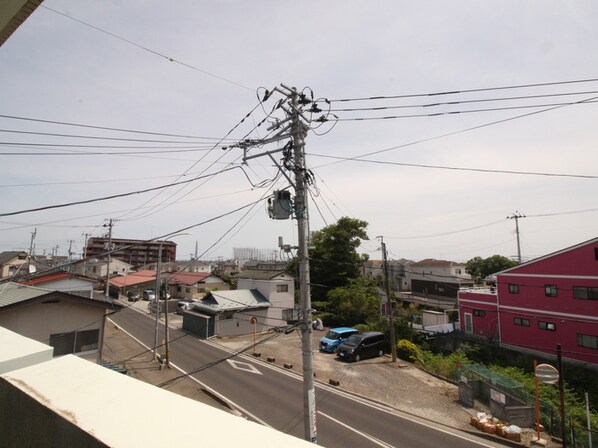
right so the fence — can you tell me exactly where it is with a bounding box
[459,365,598,447]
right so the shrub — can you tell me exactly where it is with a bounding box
[397,339,422,363]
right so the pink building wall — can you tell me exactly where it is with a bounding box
[497,239,598,366]
[457,290,499,340]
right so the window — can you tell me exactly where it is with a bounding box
[473,309,486,318]
[514,317,530,327]
[538,321,556,331]
[455,269,462,275]
[185,287,191,293]
[49,329,99,356]
[595,247,598,261]
[276,284,289,293]
[544,285,558,297]
[509,284,520,294]
[221,311,234,320]
[577,334,598,349]
[573,286,598,300]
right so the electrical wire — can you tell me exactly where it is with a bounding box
[324,77,598,103]
[41,6,254,92]
[0,166,240,217]
[310,95,598,169]
[307,154,598,179]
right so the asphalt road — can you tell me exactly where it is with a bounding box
[110,307,508,448]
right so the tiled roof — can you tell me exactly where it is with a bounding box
[0,251,27,265]
[165,272,212,286]
[109,270,157,288]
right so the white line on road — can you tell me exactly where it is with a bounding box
[106,317,271,428]
[319,411,396,448]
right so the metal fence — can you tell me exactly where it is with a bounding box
[459,364,598,447]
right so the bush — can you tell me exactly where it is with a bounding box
[397,339,422,363]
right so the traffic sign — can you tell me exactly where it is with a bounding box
[535,363,559,384]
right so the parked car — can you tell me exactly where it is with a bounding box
[143,289,156,301]
[176,300,195,315]
[319,327,359,353]
[337,332,386,362]
[127,290,141,302]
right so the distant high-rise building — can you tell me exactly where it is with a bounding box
[85,238,176,268]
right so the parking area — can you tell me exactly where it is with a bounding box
[121,299,470,430]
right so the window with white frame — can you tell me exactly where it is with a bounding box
[509,283,520,294]
[573,286,598,300]
[544,285,558,297]
[514,317,530,327]
[276,284,289,293]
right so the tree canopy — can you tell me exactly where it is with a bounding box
[286,216,368,300]
[325,277,380,326]
[465,255,518,283]
[308,216,369,300]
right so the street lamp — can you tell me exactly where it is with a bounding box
[153,233,188,364]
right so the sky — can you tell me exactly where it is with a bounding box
[1,1,597,264]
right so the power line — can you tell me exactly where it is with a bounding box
[325,77,598,103]
[325,99,598,122]
[311,96,598,169]
[0,166,239,217]
[0,114,238,140]
[328,89,598,112]
[41,6,254,92]
[308,154,598,179]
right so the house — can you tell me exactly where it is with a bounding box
[236,270,296,329]
[183,270,296,338]
[458,237,598,367]
[18,270,97,299]
[184,289,271,338]
[79,257,133,279]
[0,282,120,363]
[0,251,28,278]
[410,258,473,303]
[364,258,413,291]
[165,272,229,300]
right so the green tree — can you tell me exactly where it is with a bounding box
[466,254,518,283]
[326,277,379,326]
[288,216,368,300]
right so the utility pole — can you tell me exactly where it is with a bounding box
[27,228,37,273]
[379,236,397,362]
[239,84,317,443]
[507,211,526,263]
[290,89,317,444]
[103,219,115,300]
[82,232,91,276]
[67,239,75,273]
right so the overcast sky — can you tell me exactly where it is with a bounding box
[1,1,597,264]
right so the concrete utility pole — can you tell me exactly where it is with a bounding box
[103,218,115,300]
[379,236,397,362]
[82,232,91,276]
[507,211,526,263]
[239,84,317,443]
[290,89,317,444]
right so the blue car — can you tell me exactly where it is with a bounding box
[319,327,359,353]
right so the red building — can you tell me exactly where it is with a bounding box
[458,237,598,367]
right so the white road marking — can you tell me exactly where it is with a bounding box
[106,318,271,427]
[318,411,395,448]
[227,359,263,375]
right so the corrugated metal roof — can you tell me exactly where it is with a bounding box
[0,282,51,308]
[165,271,212,286]
[191,289,270,313]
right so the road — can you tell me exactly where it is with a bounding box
[110,307,506,448]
